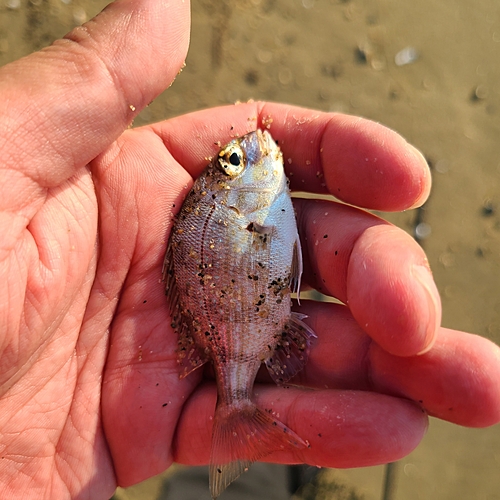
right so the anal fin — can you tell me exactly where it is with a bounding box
[176,321,208,378]
[265,312,317,385]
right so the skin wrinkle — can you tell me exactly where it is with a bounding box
[81,239,122,365]
[6,44,123,187]
[3,317,49,393]
[10,269,80,391]
[316,112,339,188]
[8,456,54,500]
[93,138,126,179]
[61,29,132,122]
[8,93,76,188]
[50,458,73,500]
[2,409,65,465]
[0,102,38,171]
[0,182,47,225]
[55,410,93,492]
[19,339,74,405]
[55,350,105,490]
[28,223,63,279]
[362,338,375,392]
[82,276,118,333]
[80,273,116,330]
[29,101,72,171]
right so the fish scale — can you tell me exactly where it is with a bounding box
[163,129,316,499]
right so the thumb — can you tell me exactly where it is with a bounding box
[0,0,190,187]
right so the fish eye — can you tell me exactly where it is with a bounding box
[229,152,240,166]
[217,144,245,177]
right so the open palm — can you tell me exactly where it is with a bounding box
[1,1,499,499]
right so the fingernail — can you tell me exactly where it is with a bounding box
[412,264,441,354]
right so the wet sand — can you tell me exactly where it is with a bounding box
[1,0,499,498]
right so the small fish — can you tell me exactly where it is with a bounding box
[163,129,316,499]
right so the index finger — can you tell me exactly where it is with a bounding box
[152,101,430,211]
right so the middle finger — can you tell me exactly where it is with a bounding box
[295,299,500,428]
[294,198,441,356]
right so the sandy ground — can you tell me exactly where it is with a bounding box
[1,0,500,498]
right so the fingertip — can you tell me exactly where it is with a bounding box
[322,115,432,211]
[412,264,441,354]
[63,0,191,109]
[2,0,191,187]
[406,146,432,209]
[347,225,441,357]
[453,332,500,427]
[371,329,500,427]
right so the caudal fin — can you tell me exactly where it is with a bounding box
[209,401,307,499]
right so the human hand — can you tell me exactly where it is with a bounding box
[1,0,500,498]
[157,105,500,472]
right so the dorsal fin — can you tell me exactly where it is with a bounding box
[163,238,207,378]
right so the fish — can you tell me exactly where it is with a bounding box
[163,129,316,499]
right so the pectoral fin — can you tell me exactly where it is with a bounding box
[245,221,272,234]
[290,236,303,299]
[265,312,317,385]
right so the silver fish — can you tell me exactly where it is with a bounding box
[163,129,316,499]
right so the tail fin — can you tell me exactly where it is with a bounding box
[209,401,307,499]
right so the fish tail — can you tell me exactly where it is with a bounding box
[209,400,307,499]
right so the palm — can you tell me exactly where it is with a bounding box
[95,128,203,485]
[0,156,104,495]
[0,125,205,496]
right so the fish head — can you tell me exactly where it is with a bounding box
[214,129,287,213]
